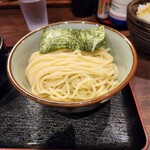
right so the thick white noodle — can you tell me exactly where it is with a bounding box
[25,48,119,102]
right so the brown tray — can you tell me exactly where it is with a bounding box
[0,47,149,149]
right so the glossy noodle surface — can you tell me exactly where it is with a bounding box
[25,48,118,102]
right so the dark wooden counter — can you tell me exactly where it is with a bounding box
[0,3,150,150]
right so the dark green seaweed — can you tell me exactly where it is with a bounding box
[39,26,106,54]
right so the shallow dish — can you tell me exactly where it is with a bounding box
[7,21,138,113]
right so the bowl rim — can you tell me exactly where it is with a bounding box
[127,0,150,25]
[7,21,138,108]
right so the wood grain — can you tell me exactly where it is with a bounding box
[0,0,71,8]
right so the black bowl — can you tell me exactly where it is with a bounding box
[127,0,150,58]
[0,35,7,97]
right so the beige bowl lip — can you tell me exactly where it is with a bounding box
[127,0,150,25]
[7,20,138,108]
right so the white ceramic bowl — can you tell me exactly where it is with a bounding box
[7,21,137,113]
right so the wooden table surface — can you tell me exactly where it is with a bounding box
[0,2,150,150]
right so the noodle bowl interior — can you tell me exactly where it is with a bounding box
[9,22,134,105]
